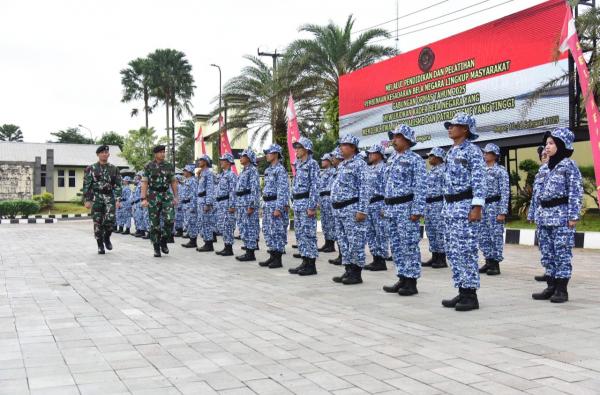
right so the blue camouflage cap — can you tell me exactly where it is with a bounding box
[339,134,360,147]
[197,154,212,167]
[183,164,195,173]
[388,124,417,147]
[122,176,131,182]
[332,148,344,160]
[292,136,313,152]
[321,153,332,162]
[219,152,235,164]
[239,148,257,165]
[483,143,500,157]
[548,127,575,150]
[135,171,143,177]
[426,147,446,161]
[366,144,385,156]
[264,143,283,156]
[444,112,478,140]
[175,174,184,181]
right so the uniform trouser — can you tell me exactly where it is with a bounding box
[121,206,132,229]
[538,225,574,279]
[263,206,287,253]
[115,206,123,226]
[386,205,420,278]
[185,206,198,237]
[148,192,174,244]
[444,216,480,289]
[319,199,336,241]
[198,204,214,242]
[174,206,184,229]
[334,208,367,266]
[479,202,505,261]
[237,207,259,249]
[424,202,445,253]
[141,208,149,231]
[367,203,388,258]
[294,207,318,258]
[92,194,116,241]
[217,204,236,245]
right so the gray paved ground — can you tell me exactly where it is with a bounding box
[1,221,600,395]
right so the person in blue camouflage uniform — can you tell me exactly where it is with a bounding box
[528,146,550,282]
[174,175,185,237]
[439,112,486,311]
[196,155,216,252]
[235,149,260,261]
[259,144,290,269]
[363,144,388,272]
[181,165,199,248]
[330,135,370,285]
[132,174,144,237]
[215,153,238,256]
[327,148,344,266]
[317,153,337,253]
[422,147,447,269]
[288,137,320,276]
[477,143,510,276]
[119,176,133,235]
[531,128,583,303]
[380,126,426,296]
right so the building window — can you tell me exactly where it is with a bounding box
[58,169,65,188]
[68,170,76,187]
[41,165,46,187]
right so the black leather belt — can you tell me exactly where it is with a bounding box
[197,191,206,197]
[181,199,190,204]
[293,192,310,200]
[370,195,384,204]
[236,189,250,197]
[216,195,229,202]
[132,199,140,204]
[485,195,501,204]
[319,191,331,197]
[263,195,277,202]
[540,196,569,208]
[150,187,169,193]
[426,195,444,203]
[332,197,359,209]
[444,189,473,203]
[385,194,414,205]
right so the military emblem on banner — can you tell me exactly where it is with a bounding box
[419,47,435,73]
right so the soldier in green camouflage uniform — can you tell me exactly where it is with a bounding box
[141,145,179,257]
[83,145,123,254]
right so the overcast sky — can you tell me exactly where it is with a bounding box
[1,0,548,143]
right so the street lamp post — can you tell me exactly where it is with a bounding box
[210,64,223,162]
[78,124,94,142]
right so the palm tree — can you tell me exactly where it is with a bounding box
[0,124,24,141]
[120,58,154,130]
[175,119,195,169]
[219,54,323,170]
[147,49,195,163]
[286,15,396,137]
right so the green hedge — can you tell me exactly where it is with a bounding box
[0,200,41,218]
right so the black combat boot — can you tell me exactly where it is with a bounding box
[97,239,105,255]
[442,288,463,308]
[174,228,183,237]
[318,240,335,253]
[455,288,479,311]
[550,278,569,303]
[383,276,405,293]
[328,252,342,265]
[333,265,351,283]
[342,264,363,285]
[486,259,501,276]
[532,278,556,300]
[167,234,175,244]
[196,241,214,252]
[293,252,302,259]
[181,237,197,248]
[431,253,448,269]
[134,230,143,238]
[142,232,149,239]
[104,232,113,251]
[398,277,418,296]
[298,258,317,276]
[288,257,307,274]
[160,238,169,254]
[122,228,130,235]
[218,244,234,256]
[534,273,549,282]
[268,251,283,269]
[478,259,491,273]
[236,249,256,261]
[114,226,122,234]
[213,232,218,243]
[365,256,387,271]
[292,244,298,248]
[259,252,274,267]
[153,243,161,257]
[421,252,437,267]
[385,256,393,261]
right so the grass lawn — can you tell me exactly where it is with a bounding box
[506,212,600,232]
[40,202,90,215]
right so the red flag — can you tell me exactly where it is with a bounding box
[286,95,301,175]
[195,126,207,155]
[560,3,600,194]
[219,114,238,175]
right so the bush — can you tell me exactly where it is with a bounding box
[0,200,40,218]
[32,192,54,209]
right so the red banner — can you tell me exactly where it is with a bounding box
[286,95,300,175]
[219,115,237,175]
[195,126,207,155]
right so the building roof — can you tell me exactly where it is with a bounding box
[0,142,130,167]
